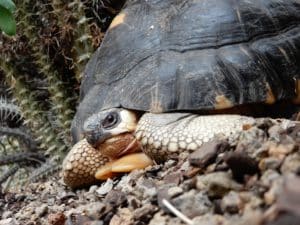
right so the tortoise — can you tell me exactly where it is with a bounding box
[62,0,300,188]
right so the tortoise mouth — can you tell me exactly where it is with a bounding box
[95,152,153,180]
[94,133,153,180]
[96,132,141,159]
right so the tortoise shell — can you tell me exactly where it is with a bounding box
[72,0,300,141]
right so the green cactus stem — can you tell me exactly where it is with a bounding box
[52,0,94,81]
[2,63,67,157]
[0,152,45,166]
[0,165,19,185]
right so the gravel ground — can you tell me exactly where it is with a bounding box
[1,118,300,225]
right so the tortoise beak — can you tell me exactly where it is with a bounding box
[84,129,112,148]
[83,114,112,147]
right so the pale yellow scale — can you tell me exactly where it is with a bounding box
[135,113,255,162]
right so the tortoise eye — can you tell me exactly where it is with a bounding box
[102,112,119,129]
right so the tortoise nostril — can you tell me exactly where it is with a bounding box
[84,129,112,148]
[85,131,101,148]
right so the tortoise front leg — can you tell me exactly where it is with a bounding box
[135,113,255,163]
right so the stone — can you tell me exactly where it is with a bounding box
[135,177,157,200]
[171,190,212,218]
[96,179,114,196]
[268,141,295,160]
[133,204,158,224]
[83,202,107,219]
[239,192,263,211]
[35,203,48,217]
[221,191,243,214]
[224,152,258,182]
[127,195,141,210]
[1,211,12,219]
[188,140,229,168]
[47,212,66,225]
[65,214,92,225]
[104,190,127,207]
[167,186,183,198]
[196,172,242,198]
[276,174,300,216]
[192,214,228,225]
[280,153,300,174]
[109,208,133,225]
[0,218,18,225]
[149,212,168,225]
[260,170,281,187]
[163,172,182,185]
[258,156,282,171]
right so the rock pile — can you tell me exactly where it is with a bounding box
[1,118,300,225]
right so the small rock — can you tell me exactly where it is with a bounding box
[181,178,197,191]
[189,140,229,168]
[117,175,136,194]
[171,190,212,218]
[47,212,66,225]
[183,167,202,178]
[104,190,127,207]
[224,151,259,182]
[221,191,243,214]
[51,204,66,213]
[258,157,282,171]
[276,174,300,216]
[260,170,281,187]
[90,222,104,225]
[157,184,174,209]
[235,127,266,157]
[66,214,92,225]
[1,211,13,219]
[109,208,133,225]
[149,212,168,225]
[192,214,228,225]
[164,159,178,169]
[280,153,300,174]
[167,186,183,198]
[268,141,295,160]
[268,124,284,141]
[286,123,300,143]
[83,202,107,219]
[264,179,282,205]
[127,195,141,210]
[196,172,242,198]
[35,203,48,217]
[252,143,269,159]
[163,172,182,185]
[136,177,157,200]
[239,192,263,211]
[89,185,99,193]
[0,218,18,225]
[234,209,263,225]
[96,179,114,196]
[133,204,158,224]
[263,212,300,225]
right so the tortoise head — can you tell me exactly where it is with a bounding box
[62,108,144,188]
[83,108,139,158]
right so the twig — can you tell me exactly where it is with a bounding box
[162,198,194,225]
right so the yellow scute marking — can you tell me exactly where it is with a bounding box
[109,13,126,29]
[214,95,233,109]
[293,79,300,104]
[265,83,276,104]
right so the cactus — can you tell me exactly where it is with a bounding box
[0,0,121,189]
